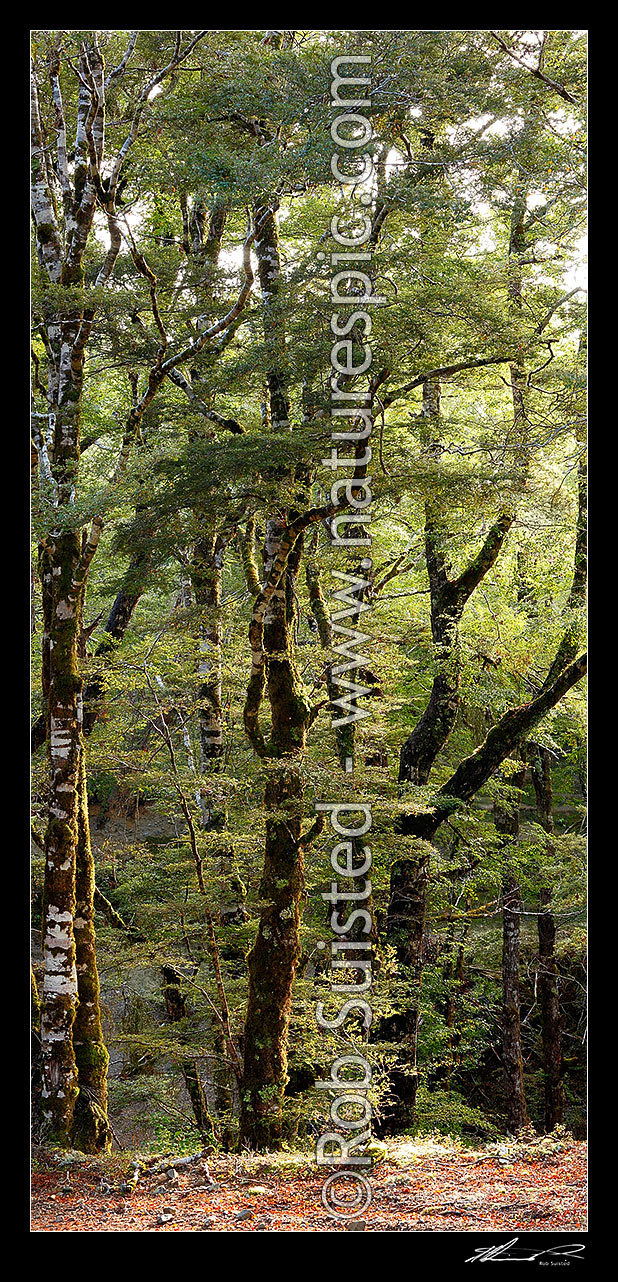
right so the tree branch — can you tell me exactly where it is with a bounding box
[489,30,576,104]
[436,652,587,817]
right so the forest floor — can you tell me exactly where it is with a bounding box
[31,1133,586,1232]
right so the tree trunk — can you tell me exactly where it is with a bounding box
[381,846,430,1131]
[240,516,313,1147]
[240,767,304,1148]
[538,886,564,1130]
[494,767,529,1134]
[192,530,227,826]
[31,541,153,753]
[529,744,565,1130]
[253,202,290,432]
[501,874,528,1133]
[161,964,218,1146]
[39,530,83,1143]
[240,200,313,1148]
[443,931,466,1091]
[31,968,42,1129]
[32,31,211,1152]
[191,528,247,926]
[71,752,112,1152]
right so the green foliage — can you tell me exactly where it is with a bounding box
[31,27,586,1149]
[414,1086,501,1141]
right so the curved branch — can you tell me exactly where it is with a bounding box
[450,510,514,607]
[435,652,587,820]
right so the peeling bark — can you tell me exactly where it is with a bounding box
[40,532,82,1143]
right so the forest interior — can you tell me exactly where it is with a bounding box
[30,28,587,1236]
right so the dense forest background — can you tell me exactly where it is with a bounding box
[30,28,586,1163]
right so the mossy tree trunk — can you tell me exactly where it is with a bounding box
[32,38,107,1145]
[240,765,306,1148]
[41,541,112,1150]
[34,539,141,1149]
[501,874,529,1132]
[494,765,529,1134]
[31,968,42,1128]
[71,752,112,1152]
[529,744,565,1131]
[240,197,321,1148]
[31,536,155,754]
[240,511,319,1147]
[32,31,230,1149]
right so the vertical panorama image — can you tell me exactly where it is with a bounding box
[30,28,587,1237]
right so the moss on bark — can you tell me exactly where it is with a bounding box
[71,751,111,1153]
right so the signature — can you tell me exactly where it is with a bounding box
[466,1238,585,1263]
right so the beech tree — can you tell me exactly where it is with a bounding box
[30,28,261,1149]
